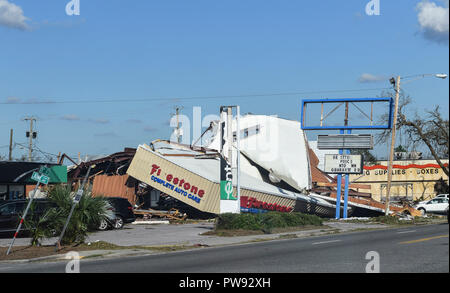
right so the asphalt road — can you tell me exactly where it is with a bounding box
[0,223,448,273]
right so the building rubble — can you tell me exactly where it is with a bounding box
[64,114,420,219]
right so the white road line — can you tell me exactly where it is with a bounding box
[312,240,342,245]
[397,230,417,234]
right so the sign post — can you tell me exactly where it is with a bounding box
[343,130,352,218]
[6,166,49,255]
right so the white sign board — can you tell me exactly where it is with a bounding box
[324,154,363,174]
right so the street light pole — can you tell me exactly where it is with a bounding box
[384,73,448,215]
[385,76,401,215]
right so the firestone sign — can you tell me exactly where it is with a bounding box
[150,164,205,205]
[240,196,293,213]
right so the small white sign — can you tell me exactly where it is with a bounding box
[324,154,363,174]
[73,189,84,203]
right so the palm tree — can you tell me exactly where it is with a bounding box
[26,185,113,246]
[23,204,57,246]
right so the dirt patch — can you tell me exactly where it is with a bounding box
[0,241,133,261]
[0,241,204,261]
[0,245,89,261]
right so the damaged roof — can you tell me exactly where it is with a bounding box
[68,148,136,179]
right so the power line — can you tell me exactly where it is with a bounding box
[14,142,58,162]
[0,87,391,105]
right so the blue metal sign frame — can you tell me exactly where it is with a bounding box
[301,97,394,130]
[301,97,394,219]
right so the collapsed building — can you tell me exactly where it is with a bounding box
[68,114,419,218]
[127,115,344,218]
[66,148,138,205]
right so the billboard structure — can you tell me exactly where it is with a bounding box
[301,97,394,219]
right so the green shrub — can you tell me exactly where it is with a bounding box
[23,203,57,246]
[47,185,113,245]
[216,212,323,233]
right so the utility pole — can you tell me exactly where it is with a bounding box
[23,117,37,162]
[174,106,183,144]
[385,76,401,215]
[9,129,13,161]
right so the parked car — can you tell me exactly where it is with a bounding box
[436,194,449,200]
[98,197,135,230]
[0,199,55,237]
[447,205,449,224]
[418,194,449,204]
[415,197,449,216]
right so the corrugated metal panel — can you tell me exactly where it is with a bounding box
[91,175,136,206]
[127,147,297,214]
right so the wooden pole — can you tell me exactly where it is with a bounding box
[9,129,13,161]
[385,75,401,215]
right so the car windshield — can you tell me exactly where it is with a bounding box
[0,203,19,215]
[430,198,446,204]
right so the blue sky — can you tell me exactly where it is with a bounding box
[0,0,449,161]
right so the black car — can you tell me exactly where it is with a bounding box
[0,199,55,237]
[99,197,135,230]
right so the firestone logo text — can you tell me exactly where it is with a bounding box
[150,164,205,204]
[240,196,293,213]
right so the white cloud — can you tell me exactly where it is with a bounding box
[358,73,387,83]
[61,114,80,121]
[3,97,55,104]
[89,118,110,124]
[416,0,449,44]
[0,0,30,30]
[144,126,157,132]
[4,96,21,104]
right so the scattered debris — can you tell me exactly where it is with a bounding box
[193,243,210,248]
[131,220,170,225]
[133,208,188,221]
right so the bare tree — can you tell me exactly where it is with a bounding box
[350,149,378,166]
[377,90,449,177]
